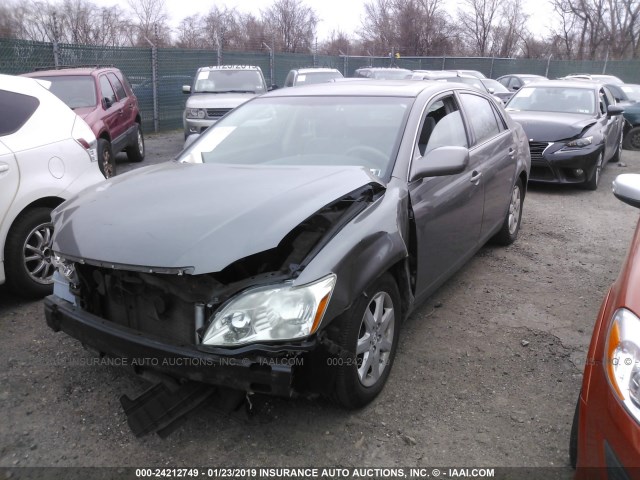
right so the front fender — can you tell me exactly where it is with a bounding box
[294,181,410,328]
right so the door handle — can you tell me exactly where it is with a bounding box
[470,170,482,185]
[508,147,516,158]
[0,163,9,173]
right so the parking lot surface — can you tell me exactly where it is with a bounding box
[1,131,639,474]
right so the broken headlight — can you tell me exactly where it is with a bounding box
[201,274,336,347]
[51,253,76,282]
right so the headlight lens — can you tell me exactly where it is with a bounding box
[605,308,640,423]
[565,136,593,148]
[186,108,206,119]
[201,274,336,347]
[51,253,76,282]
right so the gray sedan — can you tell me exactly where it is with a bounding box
[45,81,531,411]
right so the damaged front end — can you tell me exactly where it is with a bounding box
[44,182,386,397]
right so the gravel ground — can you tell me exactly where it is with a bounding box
[1,130,639,475]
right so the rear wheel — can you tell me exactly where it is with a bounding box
[610,128,623,162]
[5,207,55,298]
[98,138,116,178]
[332,273,401,409]
[623,126,640,151]
[126,124,145,162]
[492,178,523,246]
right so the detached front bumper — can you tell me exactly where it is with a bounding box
[44,295,314,397]
[529,143,602,184]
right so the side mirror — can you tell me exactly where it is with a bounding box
[512,85,520,91]
[410,146,469,181]
[487,87,495,94]
[268,85,279,91]
[103,97,112,109]
[182,85,191,94]
[608,105,624,116]
[613,174,640,208]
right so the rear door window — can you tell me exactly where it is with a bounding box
[0,90,39,136]
[99,75,117,107]
[107,73,127,100]
[458,93,501,145]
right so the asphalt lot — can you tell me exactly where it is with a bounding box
[1,131,640,475]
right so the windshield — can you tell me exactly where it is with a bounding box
[481,79,510,93]
[295,71,343,85]
[193,70,265,94]
[179,96,412,179]
[506,86,595,115]
[621,85,640,101]
[35,75,96,109]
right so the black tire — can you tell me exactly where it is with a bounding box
[4,207,55,298]
[492,178,524,246]
[610,127,623,162]
[332,273,401,409]
[98,138,116,178]
[569,394,580,469]
[126,123,145,163]
[582,152,603,191]
[622,126,640,151]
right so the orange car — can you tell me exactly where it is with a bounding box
[571,173,640,478]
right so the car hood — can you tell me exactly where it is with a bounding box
[51,162,383,274]
[506,111,596,141]
[185,93,257,109]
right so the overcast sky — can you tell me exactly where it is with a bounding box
[97,0,557,42]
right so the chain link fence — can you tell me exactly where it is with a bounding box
[2,38,640,133]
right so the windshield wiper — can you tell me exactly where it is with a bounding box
[215,89,256,94]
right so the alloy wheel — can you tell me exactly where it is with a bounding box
[508,184,521,235]
[356,291,395,387]
[22,222,54,285]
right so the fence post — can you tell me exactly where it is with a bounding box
[545,55,552,78]
[262,42,274,87]
[144,36,159,133]
[490,56,495,78]
[602,49,609,73]
[441,54,446,70]
[215,34,221,66]
[52,12,59,68]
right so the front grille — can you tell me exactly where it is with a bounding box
[206,108,231,119]
[75,265,219,346]
[529,141,551,160]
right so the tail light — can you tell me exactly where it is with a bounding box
[71,117,98,163]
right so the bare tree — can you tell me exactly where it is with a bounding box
[492,0,530,57]
[457,0,501,56]
[176,14,206,49]
[320,30,352,55]
[261,0,318,53]
[127,0,171,46]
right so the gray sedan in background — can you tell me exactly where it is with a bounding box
[45,81,530,412]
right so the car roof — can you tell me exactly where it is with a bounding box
[356,67,412,71]
[22,67,116,77]
[295,68,341,74]
[0,73,54,95]
[497,74,545,79]
[263,79,477,98]
[199,65,261,71]
[524,79,601,89]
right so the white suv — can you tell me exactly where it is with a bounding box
[182,65,268,138]
[0,74,105,297]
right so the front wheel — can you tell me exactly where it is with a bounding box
[582,152,603,191]
[98,138,116,178]
[492,178,524,246]
[332,273,401,409]
[4,207,55,298]
[126,124,145,162]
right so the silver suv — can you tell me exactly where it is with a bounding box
[283,68,343,87]
[182,65,268,138]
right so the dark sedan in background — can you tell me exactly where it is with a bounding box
[606,83,640,151]
[44,81,530,414]
[506,80,625,190]
[497,74,548,92]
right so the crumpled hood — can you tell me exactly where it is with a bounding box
[185,93,256,110]
[506,111,596,142]
[52,162,383,274]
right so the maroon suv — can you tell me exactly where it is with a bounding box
[22,66,144,178]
